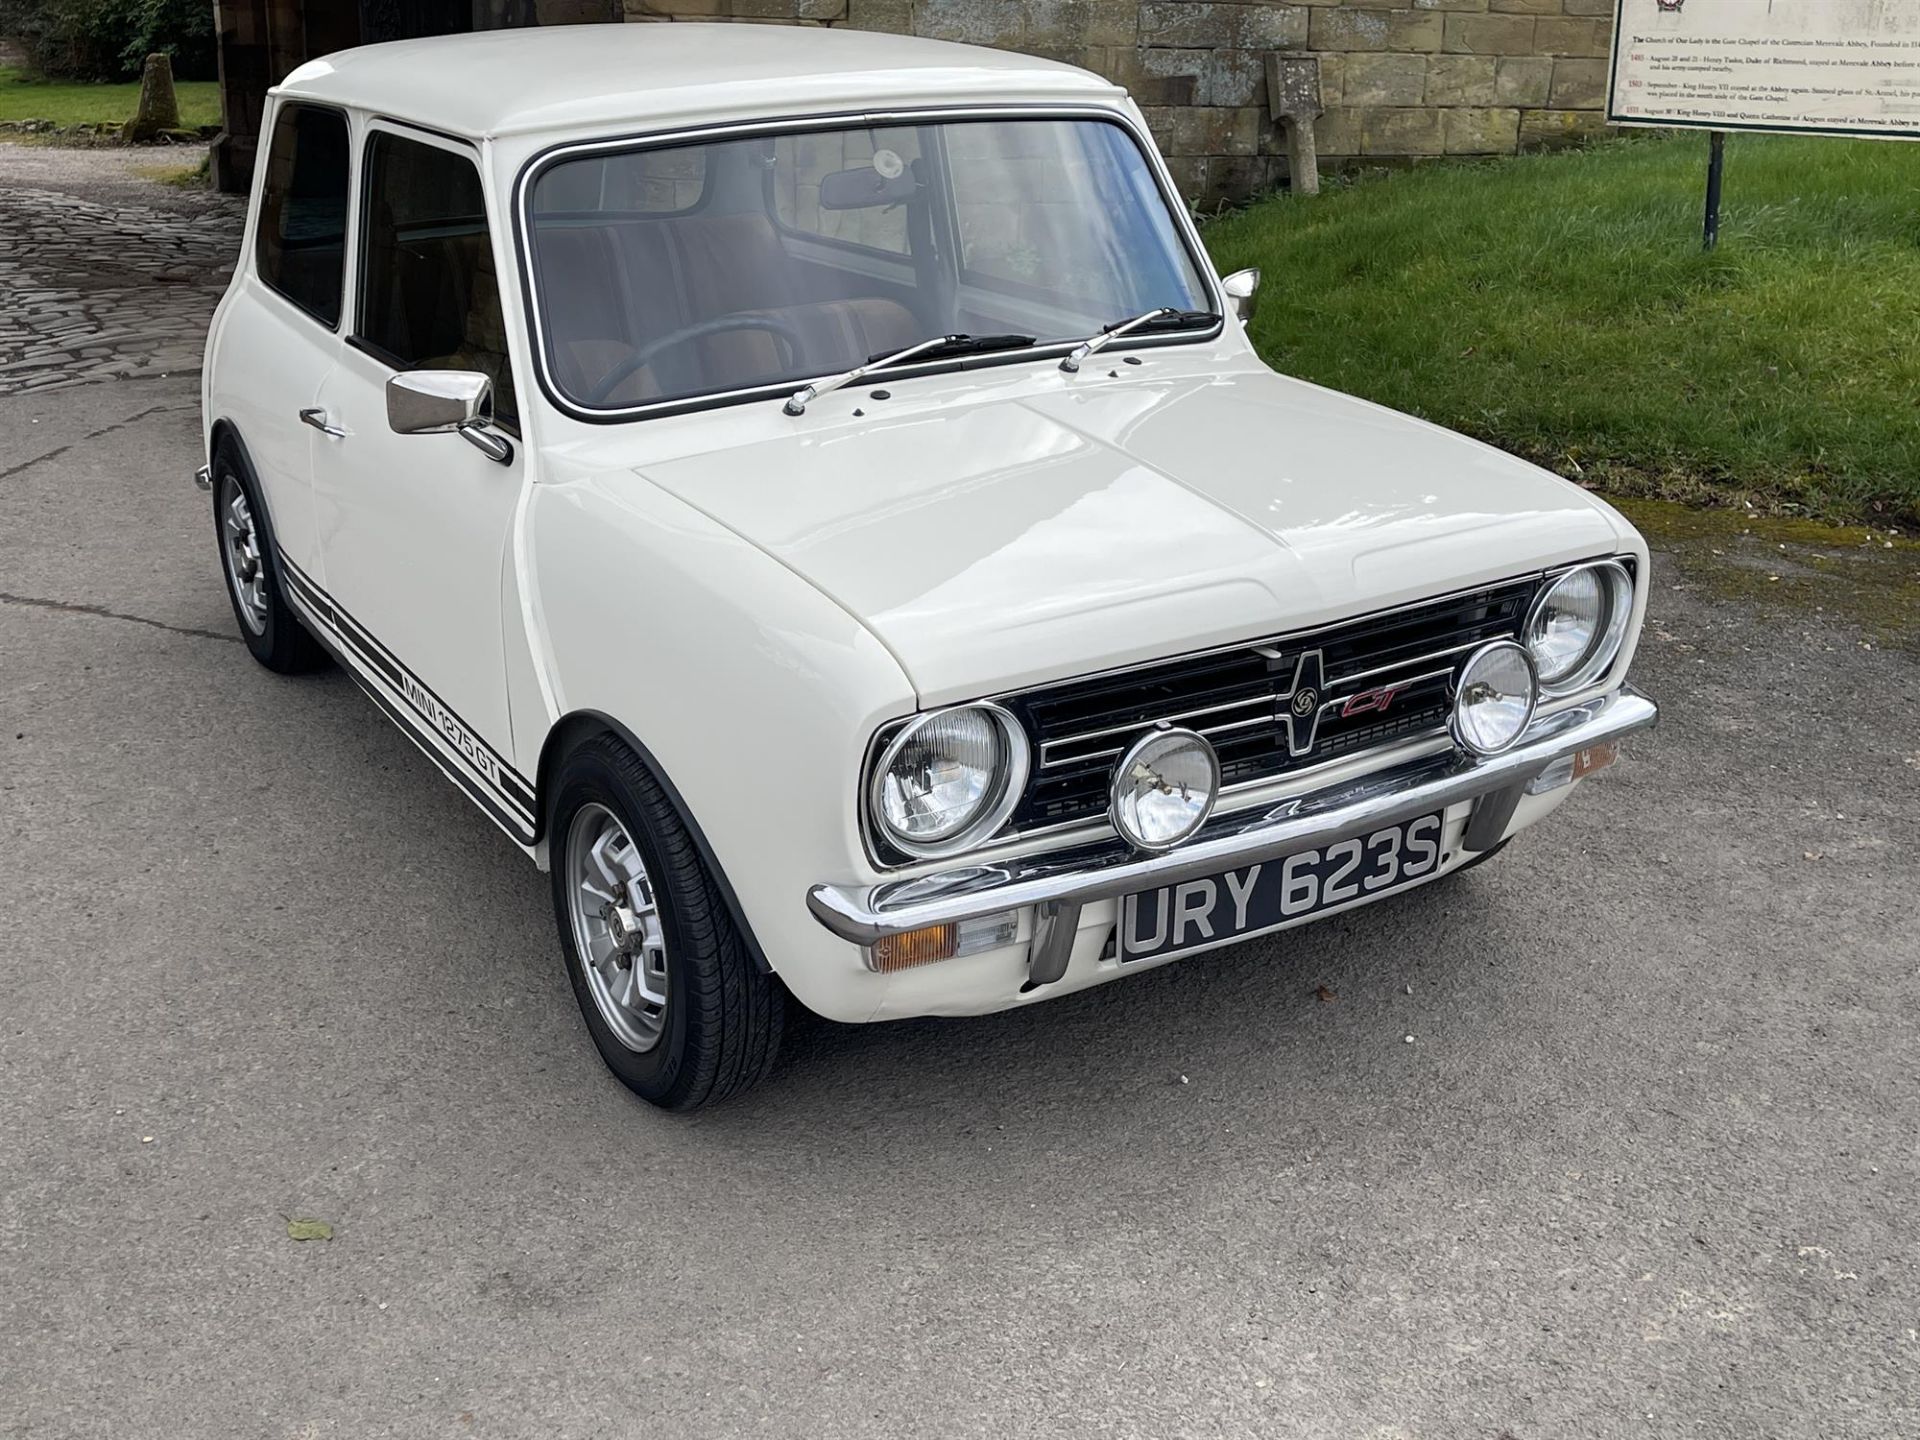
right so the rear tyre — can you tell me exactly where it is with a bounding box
[549,734,783,1111]
[212,444,327,674]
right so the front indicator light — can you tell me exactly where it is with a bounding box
[865,910,1020,973]
[1451,641,1538,756]
[869,924,956,972]
[1526,740,1622,796]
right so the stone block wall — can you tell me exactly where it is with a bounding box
[610,0,1615,202]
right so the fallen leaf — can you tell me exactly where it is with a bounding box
[286,1217,334,1242]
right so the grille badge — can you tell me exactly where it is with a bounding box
[1277,650,1327,757]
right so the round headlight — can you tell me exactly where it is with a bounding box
[1526,561,1633,694]
[1110,728,1221,852]
[871,705,1027,858]
[1451,641,1538,756]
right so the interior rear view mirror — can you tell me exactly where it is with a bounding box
[818,165,917,211]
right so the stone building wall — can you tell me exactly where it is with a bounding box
[207,0,1614,199]
[611,0,1616,202]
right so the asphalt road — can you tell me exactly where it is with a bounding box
[4,232,1919,1440]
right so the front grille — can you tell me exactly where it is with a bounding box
[997,576,1546,833]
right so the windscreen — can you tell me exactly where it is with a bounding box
[525,117,1214,412]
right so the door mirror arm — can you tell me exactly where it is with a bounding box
[457,422,512,465]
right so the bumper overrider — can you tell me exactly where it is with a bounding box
[808,685,1657,982]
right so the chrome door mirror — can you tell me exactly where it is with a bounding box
[386,370,511,463]
[388,370,489,433]
[1221,268,1261,323]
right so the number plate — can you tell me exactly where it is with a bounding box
[1116,811,1446,964]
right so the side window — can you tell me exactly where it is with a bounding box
[255,103,350,327]
[357,131,518,428]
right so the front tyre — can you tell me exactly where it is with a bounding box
[549,735,782,1111]
[1454,837,1511,875]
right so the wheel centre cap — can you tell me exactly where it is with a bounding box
[605,902,642,953]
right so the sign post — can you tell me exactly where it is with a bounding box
[1702,130,1725,251]
[1607,0,1920,247]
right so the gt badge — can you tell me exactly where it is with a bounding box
[1340,681,1411,719]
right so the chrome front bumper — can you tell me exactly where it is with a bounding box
[808,686,1658,976]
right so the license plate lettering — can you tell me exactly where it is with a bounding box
[1170,877,1218,949]
[1322,837,1365,905]
[1363,826,1401,891]
[1223,864,1261,930]
[1118,811,1447,964]
[1280,850,1319,916]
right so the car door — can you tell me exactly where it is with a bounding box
[306,121,533,840]
[216,100,352,575]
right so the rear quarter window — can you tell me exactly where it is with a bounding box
[255,103,350,328]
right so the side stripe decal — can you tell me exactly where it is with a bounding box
[277,555,538,842]
[284,558,536,810]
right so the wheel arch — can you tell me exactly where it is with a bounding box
[535,710,774,975]
[206,419,265,517]
[206,420,293,565]
[208,416,247,473]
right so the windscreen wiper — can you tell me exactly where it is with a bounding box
[1059,308,1217,372]
[784,333,1037,416]
[865,333,1036,366]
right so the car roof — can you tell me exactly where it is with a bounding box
[274,23,1122,141]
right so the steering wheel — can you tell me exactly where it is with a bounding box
[584,314,806,405]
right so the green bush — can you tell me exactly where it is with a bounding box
[0,0,215,82]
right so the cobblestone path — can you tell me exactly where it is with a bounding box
[0,151,243,397]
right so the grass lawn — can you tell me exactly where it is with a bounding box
[0,65,220,130]
[1204,132,1920,528]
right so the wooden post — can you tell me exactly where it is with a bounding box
[123,53,182,143]
[1264,53,1324,197]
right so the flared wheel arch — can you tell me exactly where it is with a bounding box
[534,711,775,977]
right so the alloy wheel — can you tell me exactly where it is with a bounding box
[218,474,269,636]
[565,802,670,1052]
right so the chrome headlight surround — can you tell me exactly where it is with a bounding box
[1525,559,1635,697]
[1450,640,1539,757]
[1109,727,1222,852]
[866,703,1030,862]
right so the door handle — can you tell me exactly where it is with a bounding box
[299,407,347,439]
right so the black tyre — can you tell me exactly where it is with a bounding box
[211,443,327,674]
[548,734,783,1111]
[1454,837,1510,875]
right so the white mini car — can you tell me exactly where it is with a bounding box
[200,25,1658,1109]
